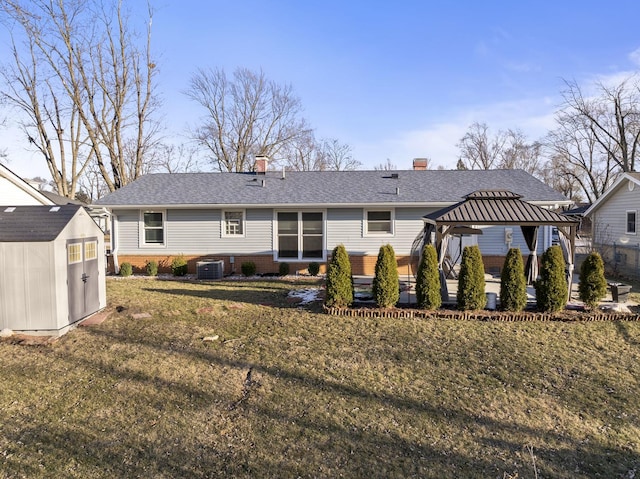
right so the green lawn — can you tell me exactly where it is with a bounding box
[1,278,640,478]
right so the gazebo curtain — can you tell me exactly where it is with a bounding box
[557,226,574,299]
[422,223,449,302]
[521,226,539,285]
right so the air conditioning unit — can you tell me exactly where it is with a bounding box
[196,260,224,280]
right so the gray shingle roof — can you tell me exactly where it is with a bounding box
[94,169,569,207]
[0,205,82,242]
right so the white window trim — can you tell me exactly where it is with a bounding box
[626,210,637,235]
[273,210,327,262]
[363,209,395,237]
[221,209,246,238]
[139,210,167,248]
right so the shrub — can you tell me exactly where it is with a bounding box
[171,255,188,276]
[325,244,353,308]
[499,248,527,312]
[415,244,441,310]
[119,262,133,277]
[308,261,320,277]
[457,245,486,310]
[578,251,607,309]
[534,245,567,312]
[241,261,256,277]
[145,260,158,277]
[372,244,399,308]
[279,262,290,276]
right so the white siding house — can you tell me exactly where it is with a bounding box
[585,172,640,278]
[0,164,53,206]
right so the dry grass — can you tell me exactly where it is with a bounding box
[1,277,640,478]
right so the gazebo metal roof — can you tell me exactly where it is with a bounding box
[423,190,579,227]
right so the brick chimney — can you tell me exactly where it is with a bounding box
[255,155,269,174]
[413,158,428,170]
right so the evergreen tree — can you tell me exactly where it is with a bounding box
[415,244,441,309]
[325,244,354,308]
[534,245,568,312]
[500,248,528,312]
[457,245,486,310]
[578,251,607,309]
[372,244,399,308]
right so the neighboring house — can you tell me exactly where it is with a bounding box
[0,163,54,206]
[585,172,640,279]
[95,160,571,276]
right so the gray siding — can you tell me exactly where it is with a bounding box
[114,210,140,252]
[326,207,431,255]
[115,208,273,255]
[167,209,218,253]
[477,226,548,255]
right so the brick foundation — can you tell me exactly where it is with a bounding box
[110,254,329,276]
[110,253,510,277]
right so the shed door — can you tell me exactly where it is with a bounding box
[67,238,100,323]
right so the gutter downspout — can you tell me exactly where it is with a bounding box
[111,213,120,274]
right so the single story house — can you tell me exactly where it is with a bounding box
[0,205,107,336]
[94,160,572,276]
[585,172,640,279]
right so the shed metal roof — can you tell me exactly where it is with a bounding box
[0,205,83,242]
[423,190,580,226]
[94,169,570,207]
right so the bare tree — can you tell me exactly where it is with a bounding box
[561,77,640,174]
[538,154,585,203]
[148,142,206,174]
[320,138,361,171]
[374,158,397,171]
[545,109,616,203]
[499,129,543,175]
[457,122,507,170]
[278,130,327,171]
[0,0,159,197]
[185,67,311,172]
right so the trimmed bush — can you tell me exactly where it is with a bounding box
[415,244,441,310]
[279,262,290,276]
[325,244,353,308]
[145,260,158,277]
[241,261,256,277]
[457,245,486,310]
[534,245,567,312]
[119,262,133,277]
[171,255,188,276]
[372,244,399,308]
[308,262,320,277]
[500,248,527,312]
[578,251,607,309]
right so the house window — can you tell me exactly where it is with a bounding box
[143,211,165,245]
[68,243,82,264]
[85,241,98,261]
[627,211,637,234]
[365,210,393,235]
[276,211,324,260]
[223,211,244,236]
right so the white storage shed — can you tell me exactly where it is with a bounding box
[0,205,107,336]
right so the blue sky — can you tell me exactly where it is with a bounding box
[4,0,640,178]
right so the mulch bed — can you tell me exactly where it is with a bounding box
[324,305,640,322]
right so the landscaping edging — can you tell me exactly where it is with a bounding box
[323,305,640,322]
